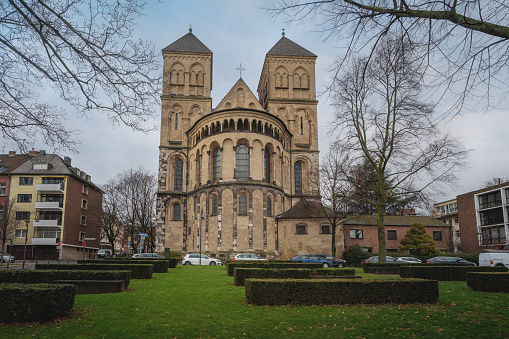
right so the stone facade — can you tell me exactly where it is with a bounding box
[155,31,321,258]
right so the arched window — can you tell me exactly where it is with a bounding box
[264,148,270,183]
[175,113,179,130]
[267,196,272,216]
[173,204,181,221]
[294,162,302,194]
[212,148,222,182]
[174,159,183,192]
[235,145,249,180]
[239,194,247,215]
[211,195,218,215]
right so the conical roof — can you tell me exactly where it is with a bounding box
[163,32,212,54]
[267,36,316,57]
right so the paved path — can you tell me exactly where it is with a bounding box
[0,260,78,270]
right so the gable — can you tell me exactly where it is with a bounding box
[215,78,264,111]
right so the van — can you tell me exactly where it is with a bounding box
[98,249,112,258]
[479,253,509,268]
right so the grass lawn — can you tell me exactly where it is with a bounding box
[1,266,508,338]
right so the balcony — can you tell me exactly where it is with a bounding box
[31,237,58,245]
[34,201,63,211]
[33,219,62,227]
[36,183,65,193]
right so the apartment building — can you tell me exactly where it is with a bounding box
[433,199,460,252]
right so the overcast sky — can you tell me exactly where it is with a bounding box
[3,1,507,205]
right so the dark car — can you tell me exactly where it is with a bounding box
[311,254,347,268]
[426,256,476,266]
[363,256,409,263]
[291,255,333,268]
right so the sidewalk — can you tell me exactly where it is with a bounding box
[0,260,78,270]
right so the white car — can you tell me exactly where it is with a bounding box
[396,257,422,263]
[233,253,266,261]
[182,253,222,265]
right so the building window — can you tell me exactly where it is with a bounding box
[19,177,33,185]
[235,145,249,180]
[481,225,506,245]
[37,228,61,239]
[294,162,302,194]
[82,199,88,210]
[32,163,50,170]
[16,211,30,220]
[479,208,504,226]
[264,149,270,183]
[238,194,247,215]
[211,195,218,216]
[174,159,183,192]
[15,229,27,238]
[0,183,5,195]
[266,196,272,216]
[80,215,87,226]
[17,194,32,203]
[350,229,363,239]
[0,206,3,220]
[79,232,86,242]
[212,148,222,182]
[42,177,64,184]
[387,230,397,240]
[433,231,442,241]
[300,117,303,135]
[296,224,307,235]
[175,112,179,130]
[478,191,502,209]
[173,204,181,221]
[321,224,331,234]
[83,184,89,195]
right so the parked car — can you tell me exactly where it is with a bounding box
[291,255,333,267]
[363,256,409,263]
[98,249,112,258]
[182,253,223,266]
[426,256,476,266]
[311,254,347,268]
[233,253,266,261]
[0,252,15,263]
[132,253,163,259]
[396,257,422,263]
[479,252,509,268]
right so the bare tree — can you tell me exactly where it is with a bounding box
[0,1,160,152]
[330,36,468,262]
[480,177,509,189]
[0,198,21,263]
[101,181,122,255]
[272,0,509,113]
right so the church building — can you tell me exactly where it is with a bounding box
[155,30,335,259]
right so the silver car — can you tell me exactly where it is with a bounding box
[233,253,266,261]
[0,252,15,263]
[182,253,223,265]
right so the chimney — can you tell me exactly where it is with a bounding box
[64,156,72,166]
[39,150,46,156]
[28,149,38,157]
[8,151,15,156]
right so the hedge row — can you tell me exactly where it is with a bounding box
[35,264,154,279]
[399,265,507,281]
[361,262,418,273]
[226,262,322,276]
[245,278,439,306]
[0,269,131,288]
[79,259,169,273]
[104,257,180,268]
[0,283,76,323]
[234,268,356,286]
[466,272,509,293]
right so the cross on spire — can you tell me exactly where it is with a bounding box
[189,24,192,33]
[282,28,285,36]
[236,63,245,78]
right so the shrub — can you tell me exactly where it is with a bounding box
[234,268,356,286]
[0,269,131,288]
[466,272,509,293]
[226,262,323,276]
[245,278,438,306]
[35,264,153,279]
[361,262,418,273]
[399,265,507,281]
[0,283,76,323]
[343,245,372,267]
[79,259,169,273]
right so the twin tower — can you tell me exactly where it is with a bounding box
[155,30,321,258]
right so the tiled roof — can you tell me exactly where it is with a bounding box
[342,215,448,227]
[267,37,316,57]
[0,154,31,174]
[279,200,334,219]
[163,32,212,54]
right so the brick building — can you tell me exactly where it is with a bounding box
[155,30,321,258]
[4,151,103,260]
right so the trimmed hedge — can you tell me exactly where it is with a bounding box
[102,257,180,268]
[0,269,131,288]
[361,262,418,273]
[466,272,509,293]
[245,278,438,306]
[35,264,153,279]
[226,262,323,276]
[0,283,76,323]
[399,265,507,281]
[234,268,356,286]
[79,259,169,273]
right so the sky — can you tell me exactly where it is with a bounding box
[3,1,508,205]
